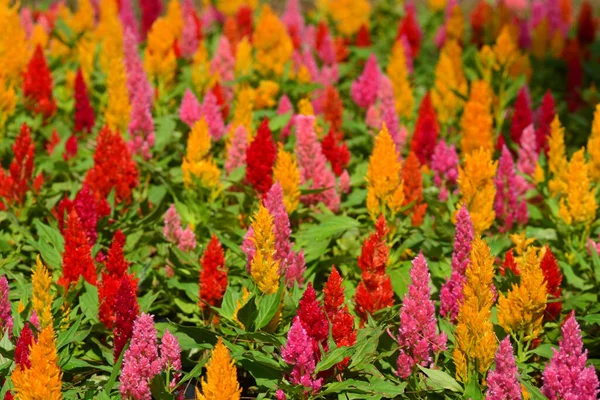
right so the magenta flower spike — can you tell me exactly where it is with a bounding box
[351,54,381,109]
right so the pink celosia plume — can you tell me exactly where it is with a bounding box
[486,338,522,400]
[431,139,459,201]
[494,146,528,232]
[351,54,381,109]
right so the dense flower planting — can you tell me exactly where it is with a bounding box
[1,0,600,399]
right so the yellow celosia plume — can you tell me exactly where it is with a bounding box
[547,115,568,197]
[587,104,600,182]
[432,41,467,124]
[215,0,257,16]
[0,0,29,85]
[273,145,301,214]
[105,58,130,134]
[234,37,253,78]
[192,41,217,97]
[33,255,54,329]
[249,206,280,294]
[182,118,221,192]
[558,149,597,227]
[253,5,293,77]
[320,0,371,37]
[460,80,494,154]
[387,39,414,119]
[196,338,241,400]
[230,86,255,134]
[255,80,280,109]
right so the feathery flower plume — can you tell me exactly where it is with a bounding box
[297,283,328,357]
[113,276,139,361]
[105,56,131,135]
[396,3,422,58]
[387,39,414,119]
[179,0,202,58]
[460,80,494,154]
[282,0,304,46]
[273,145,301,214]
[246,118,277,196]
[453,236,497,382]
[517,124,538,195]
[377,75,402,148]
[211,36,235,85]
[59,210,97,288]
[201,91,225,141]
[253,5,293,77]
[486,338,521,400]
[354,216,394,323]
[458,148,498,234]
[558,149,597,227]
[14,324,34,369]
[0,275,12,337]
[431,139,459,201]
[351,54,380,109]
[547,115,567,197]
[199,235,228,309]
[119,0,139,42]
[366,124,404,218]
[11,325,62,400]
[587,104,600,182]
[163,204,196,252]
[511,86,532,145]
[323,0,371,37]
[498,248,547,341]
[495,146,528,232]
[432,41,466,124]
[540,247,563,322]
[85,126,139,205]
[535,91,556,153]
[32,256,53,329]
[22,45,56,118]
[295,115,340,211]
[411,92,439,165]
[402,152,427,226]
[577,1,596,46]
[542,313,600,400]
[322,86,343,134]
[281,317,323,394]
[160,329,183,396]
[182,118,221,193]
[180,89,202,127]
[225,125,248,174]
[276,95,294,138]
[119,313,161,399]
[74,68,95,134]
[55,184,109,245]
[249,205,280,294]
[321,129,350,177]
[196,338,242,400]
[139,0,162,38]
[396,253,447,379]
[440,205,474,321]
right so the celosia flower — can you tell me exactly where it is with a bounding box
[11,325,62,400]
[322,0,370,37]
[273,145,301,214]
[402,152,427,226]
[64,135,78,161]
[376,75,402,148]
[140,0,162,38]
[396,3,422,58]
[22,45,56,118]
[297,283,328,357]
[179,0,202,59]
[160,329,183,396]
[542,313,600,400]
[74,68,95,134]
[540,246,563,322]
[458,148,498,234]
[432,42,466,124]
[350,54,380,109]
[577,1,596,45]
[253,5,293,77]
[486,338,521,400]
[182,117,221,193]
[587,104,600,182]
[196,337,242,400]
[295,115,340,211]
[32,256,54,329]
[14,324,34,369]
[119,0,138,42]
[495,146,529,232]
[387,39,414,119]
[211,36,235,86]
[547,115,568,197]
[354,216,394,323]
[113,276,140,361]
[201,91,225,141]
[565,42,583,113]
[246,118,277,195]
[85,126,139,205]
[460,80,494,155]
[255,80,280,109]
[199,235,228,308]
[535,90,556,153]
[397,253,447,379]
[431,139,459,201]
[517,124,538,195]
[558,149,597,227]
[59,210,97,288]
[180,89,202,127]
[510,86,532,145]
[453,236,497,382]
[163,204,197,252]
[249,205,280,294]
[55,184,109,245]
[281,317,323,394]
[321,129,350,177]
[119,313,161,400]
[105,55,131,135]
[276,95,294,138]
[411,92,439,165]
[225,125,248,174]
[0,275,12,337]
[440,205,474,321]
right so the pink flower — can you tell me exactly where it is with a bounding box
[378,76,402,148]
[179,89,202,127]
[160,329,183,398]
[73,184,103,244]
[163,204,196,252]
[431,139,459,201]
[505,0,528,12]
[486,338,521,400]
[317,30,336,65]
[179,0,200,59]
[282,0,304,42]
[0,275,12,338]
[225,125,248,174]
[211,36,235,84]
[440,205,474,321]
[276,95,294,139]
[542,313,600,400]
[494,146,528,232]
[201,91,225,140]
[351,54,381,109]
[339,170,351,194]
[396,252,447,379]
[119,313,162,400]
[281,317,323,394]
[516,124,537,195]
[295,115,340,212]
[400,35,414,74]
[120,0,139,43]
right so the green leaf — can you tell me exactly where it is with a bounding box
[315,345,353,373]
[80,282,99,324]
[268,111,292,132]
[237,294,258,331]
[100,349,124,396]
[418,365,462,392]
[254,287,282,330]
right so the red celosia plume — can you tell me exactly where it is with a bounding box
[577,1,596,46]
[402,151,427,226]
[541,247,563,322]
[246,118,277,195]
[510,87,533,145]
[199,235,228,309]
[113,276,139,361]
[59,210,98,288]
[22,45,56,119]
[355,24,371,48]
[74,68,95,135]
[323,85,344,135]
[396,5,421,58]
[410,92,439,165]
[14,324,34,370]
[139,0,162,38]
[236,6,253,40]
[321,128,350,177]
[535,91,556,153]
[297,283,329,357]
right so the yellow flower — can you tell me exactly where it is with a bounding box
[234,37,253,78]
[387,39,414,119]
[587,104,600,182]
[182,118,221,192]
[273,145,301,214]
[253,5,293,77]
[216,0,256,16]
[105,58,130,134]
[164,0,184,39]
[196,338,241,400]
[453,236,497,382]
[498,248,547,340]
[365,124,405,218]
[192,41,217,97]
[255,80,280,109]
[493,26,518,70]
[0,75,16,124]
[531,19,549,59]
[297,98,314,116]
[187,118,212,163]
[96,0,123,74]
[62,0,95,35]
[460,80,494,154]
[445,5,465,44]
[249,206,280,294]
[457,148,498,234]
[550,30,565,58]
[558,149,597,227]
[144,18,178,89]
[295,64,312,84]
[547,115,568,197]
[432,41,467,124]
[321,0,371,37]
[534,162,545,183]
[230,86,255,134]
[428,0,447,12]
[32,255,54,329]
[0,0,29,84]
[510,231,535,256]
[11,326,62,400]
[30,24,49,51]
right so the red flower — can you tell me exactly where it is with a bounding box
[113,276,139,361]
[59,210,97,288]
[402,151,427,226]
[334,37,349,62]
[541,246,563,322]
[577,1,596,46]
[246,118,277,195]
[199,235,228,309]
[354,216,394,323]
[396,4,421,58]
[74,68,95,135]
[0,124,42,209]
[64,135,78,161]
[139,0,162,38]
[224,17,240,54]
[470,0,492,47]
[297,283,329,357]
[321,128,350,177]
[236,6,253,40]
[500,249,520,276]
[410,92,439,165]
[14,325,34,370]
[315,21,329,55]
[535,90,556,154]
[565,41,583,113]
[322,86,343,135]
[511,86,532,145]
[84,126,139,205]
[46,130,60,155]
[211,82,229,120]
[22,45,56,119]
[355,24,371,47]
